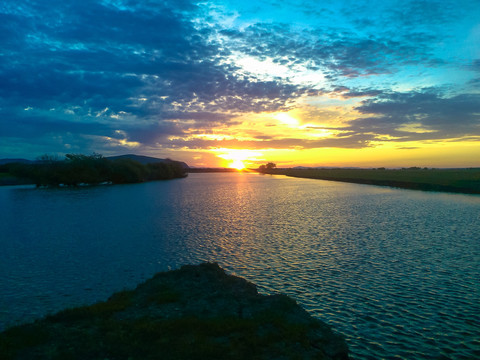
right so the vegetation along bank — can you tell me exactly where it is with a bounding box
[0,153,187,187]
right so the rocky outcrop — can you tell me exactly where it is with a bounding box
[0,263,349,359]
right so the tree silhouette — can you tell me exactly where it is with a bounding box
[266,162,276,171]
[258,162,276,174]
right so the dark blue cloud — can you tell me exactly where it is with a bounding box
[0,0,313,156]
[349,90,480,140]
[220,21,442,80]
[473,59,480,71]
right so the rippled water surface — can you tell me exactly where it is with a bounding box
[1,173,479,359]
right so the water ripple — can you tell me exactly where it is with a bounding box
[1,174,479,360]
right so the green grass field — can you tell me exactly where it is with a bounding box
[274,168,480,194]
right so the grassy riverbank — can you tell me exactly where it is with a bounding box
[270,168,480,194]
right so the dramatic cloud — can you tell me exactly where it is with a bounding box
[0,0,310,155]
[349,90,480,141]
[1,0,479,166]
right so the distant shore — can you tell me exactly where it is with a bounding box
[261,168,480,195]
[188,167,240,173]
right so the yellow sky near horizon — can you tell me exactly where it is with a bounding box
[194,142,478,169]
[162,102,480,169]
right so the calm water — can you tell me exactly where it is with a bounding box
[1,173,479,359]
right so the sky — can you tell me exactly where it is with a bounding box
[1,0,479,168]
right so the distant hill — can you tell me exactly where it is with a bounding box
[106,154,189,169]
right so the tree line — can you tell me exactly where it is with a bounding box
[3,154,187,187]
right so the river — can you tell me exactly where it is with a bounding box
[1,172,479,359]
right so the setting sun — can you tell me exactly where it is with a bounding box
[213,148,263,169]
[230,159,245,170]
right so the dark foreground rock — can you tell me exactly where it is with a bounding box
[0,263,349,359]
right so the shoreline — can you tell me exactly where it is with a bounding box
[286,174,480,194]
[261,168,480,195]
